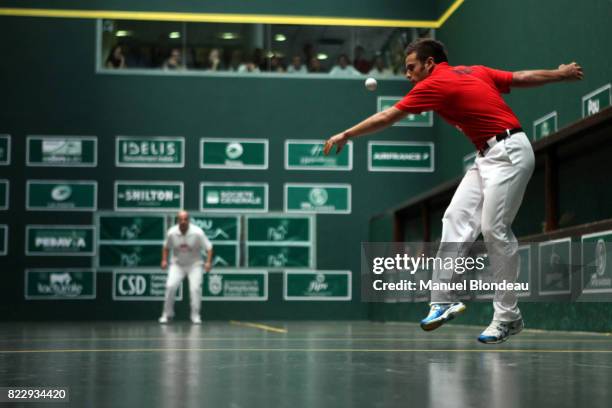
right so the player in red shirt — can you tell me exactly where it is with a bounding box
[324,39,583,344]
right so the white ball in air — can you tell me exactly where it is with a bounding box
[365,77,378,91]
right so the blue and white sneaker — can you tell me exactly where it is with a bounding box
[420,302,466,331]
[477,319,524,344]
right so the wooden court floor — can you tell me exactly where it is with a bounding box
[1,321,611,407]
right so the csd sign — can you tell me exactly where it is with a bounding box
[117,275,147,295]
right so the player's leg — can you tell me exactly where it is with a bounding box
[186,264,204,324]
[421,166,484,331]
[160,264,186,323]
[477,133,535,343]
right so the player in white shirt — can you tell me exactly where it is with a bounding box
[159,210,213,324]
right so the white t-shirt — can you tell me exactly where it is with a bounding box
[164,224,213,266]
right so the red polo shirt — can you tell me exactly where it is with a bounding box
[394,62,521,150]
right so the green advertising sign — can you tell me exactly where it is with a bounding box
[210,243,239,268]
[533,112,558,142]
[26,226,95,256]
[190,215,239,242]
[27,136,97,167]
[25,269,96,300]
[517,245,532,297]
[0,180,7,210]
[200,182,268,212]
[284,271,351,300]
[539,238,572,296]
[114,181,183,211]
[462,151,477,173]
[284,183,351,214]
[0,225,7,255]
[97,214,166,242]
[98,243,162,268]
[116,136,185,167]
[246,215,312,242]
[582,230,612,294]
[203,271,268,300]
[0,135,10,165]
[582,84,611,118]
[377,96,433,127]
[246,245,313,268]
[26,180,97,211]
[368,142,434,172]
[285,140,352,170]
[112,270,183,301]
[200,138,268,169]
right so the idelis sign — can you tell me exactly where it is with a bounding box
[0,225,7,256]
[112,270,183,301]
[190,215,239,242]
[284,183,351,214]
[368,141,434,172]
[97,243,162,268]
[26,226,95,256]
[246,245,313,268]
[97,214,166,242]
[285,140,352,171]
[26,180,97,211]
[246,215,313,243]
[25,269,96,300]
[116,136,185,167]
[200,138,268,169]
[27,136,97,167]
[377,96,433,127]
[114,181,183,211]
[0,135,10,165]
[200,182,268,212]
[284,271,351,301]
[582,230,612,294]
[203,271,268,300]
[0,180,8,210]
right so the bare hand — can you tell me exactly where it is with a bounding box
[558,62,583,81]
[161,260,168,270]
[323,133,348,156]
[204,261,212,273]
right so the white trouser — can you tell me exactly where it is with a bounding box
[431,132,535,322]
[162,263,203,318]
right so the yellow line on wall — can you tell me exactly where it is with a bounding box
[0,1,465,28]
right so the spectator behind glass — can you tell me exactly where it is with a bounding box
[353,46,371,74]
[287,56,307,74]
[308,56,324,73]
[106,44,126,69]
[368,56,394,77]
[268,55,285,73]
[329,54,360,76]
[162,48,185,70]
[229,49,243,71]
[207,48,224,71]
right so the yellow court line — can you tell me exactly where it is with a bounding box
[2,347,612,354]
[230,321,288,334]
[0,1,466,28]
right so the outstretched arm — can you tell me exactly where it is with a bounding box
[512,62,583,87]
[323,107,408,155]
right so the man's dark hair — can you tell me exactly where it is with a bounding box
[405,39,448,63]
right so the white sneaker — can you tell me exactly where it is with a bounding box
[158,315,171,324]
[478,318,524,344]
[191,315,202,324]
